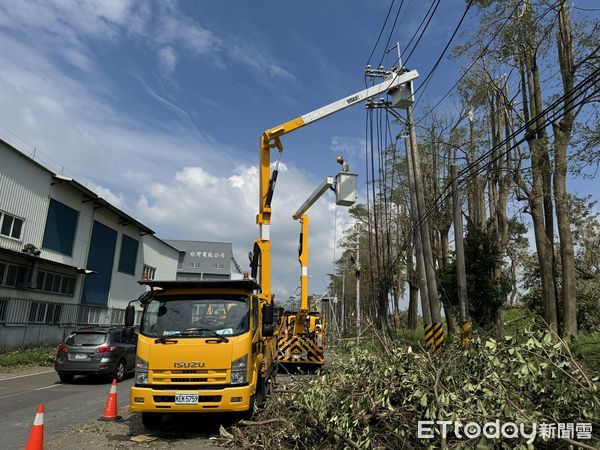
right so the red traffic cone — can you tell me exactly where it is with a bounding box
[99,379,121,421]
[25,403,44,450]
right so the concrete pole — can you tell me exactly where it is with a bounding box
[404,136,431,325]
[451,163,471,345]
[451,164,469,325]
[341,273,345,333]
[355,239,361,339]
[407,106,442,325]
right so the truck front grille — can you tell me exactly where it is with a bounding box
[151,369,227,385]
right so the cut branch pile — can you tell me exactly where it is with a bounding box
[229,332,599,449]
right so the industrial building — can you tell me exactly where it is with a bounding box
[165,240,243,281]
[0,139,180,347]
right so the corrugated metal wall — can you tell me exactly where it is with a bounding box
[0,143,52,253]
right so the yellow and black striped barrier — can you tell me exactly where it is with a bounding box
[424,322,444,351]
[460,321,472,346]
[277,334,325,365]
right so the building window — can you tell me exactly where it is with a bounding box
[35,269,76,296]
[28,302,62,324]
[0,211,24,240]
[142,264,156,280]
[177,252,185,269]
[118,235,139,275]
[42,199,79,255]
[4,264,19,287]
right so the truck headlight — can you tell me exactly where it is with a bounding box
[230,354,248,385]
[135,356,148,385]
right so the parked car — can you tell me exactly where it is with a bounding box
[54,327,136,383]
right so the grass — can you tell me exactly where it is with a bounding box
[0,346,56,367]
[501,305,542,340]
[571,333,600,375]
[501,306,600,374]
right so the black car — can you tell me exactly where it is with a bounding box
[54,327,136,383]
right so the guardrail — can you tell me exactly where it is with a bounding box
[0,297,141,326]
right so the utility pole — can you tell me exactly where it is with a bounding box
[341,273,345,334]
[405,136,431,327]
[451,163,471,345]
[355,239,361,340]
[407,105,443,350]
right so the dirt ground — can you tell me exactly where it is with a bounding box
[0,365,54,378]
[45,407,239,449]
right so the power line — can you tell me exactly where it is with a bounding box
[399,0,442,68]
[411,0,474,106]
[414,1,523,123]
[366,0,396,67]
[383,66,600,280]
[377,0,405,68]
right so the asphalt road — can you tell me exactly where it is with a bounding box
[0,369,134,450]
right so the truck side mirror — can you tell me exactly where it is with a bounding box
[125,304,135,327]
[262,302,274,337]
[123,326,135,341]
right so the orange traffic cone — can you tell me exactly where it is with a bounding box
[99,379,121,421]
[25,403,44,450]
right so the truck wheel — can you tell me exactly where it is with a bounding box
[142,412,164,429]
[58,372,74,383]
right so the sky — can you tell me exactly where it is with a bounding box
[0,0,597,304]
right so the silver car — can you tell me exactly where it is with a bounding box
[54,327,136,383]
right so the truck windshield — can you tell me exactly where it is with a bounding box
[141,295,250,338]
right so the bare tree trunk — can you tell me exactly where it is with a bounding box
[553,2,577,340]
[524,53,559,332]
[469,110,486,229]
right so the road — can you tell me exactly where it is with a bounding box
[0,369,134,450]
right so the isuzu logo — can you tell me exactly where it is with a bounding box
[174,361,205,368]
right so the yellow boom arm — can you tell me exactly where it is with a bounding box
[255,69,419,300]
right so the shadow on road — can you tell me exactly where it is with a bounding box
[105,412,236,445]
[60,372,134,385]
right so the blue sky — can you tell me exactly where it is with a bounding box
[0,0,597,302]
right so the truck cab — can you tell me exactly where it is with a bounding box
[126,279,276,428]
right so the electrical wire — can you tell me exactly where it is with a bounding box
[398,0,442,69]
[384,66,600,278]
[377,0,405,68]
[411,0,474,106]
[366,0,396,67]
[414,1,523,123]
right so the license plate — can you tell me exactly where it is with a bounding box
[175,393,199,404]
[74,354,87,360]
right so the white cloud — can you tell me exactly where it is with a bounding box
[0,0,135,57]
[228,42,296,82]
[0,0,293,83]
[154,6,221,56]
[158,46,178,76]
[330,136,366,162]
[135,163,343,300]
[0,32,236,188]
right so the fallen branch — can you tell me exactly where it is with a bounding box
[559,437,598,450]
[239,418,292,427]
